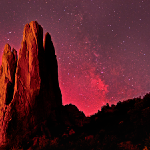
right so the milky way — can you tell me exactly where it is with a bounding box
[0,0,150,116]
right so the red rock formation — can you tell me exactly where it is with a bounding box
[0,44,17,145]
[43,32,62,108]
[0,21,62,147]
[0,21,85,149]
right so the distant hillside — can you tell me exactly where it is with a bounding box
[39,93,150,150]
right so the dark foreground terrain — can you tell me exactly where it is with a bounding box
[39,93,150,150]
[2,93,150,150]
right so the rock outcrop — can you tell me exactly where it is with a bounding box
[0,44,17,145]
[0,44,17,105]
[0,21,62,147]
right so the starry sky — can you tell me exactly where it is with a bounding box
[0,0,150,116]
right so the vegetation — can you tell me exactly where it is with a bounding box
[2,93,150,149]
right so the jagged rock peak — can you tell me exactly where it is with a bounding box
[23,21,43,43]
[1,43,17,83]
[0,43,17,146]
[43,32,62,108]
[44,32,53,50]
[0,21,62,147]
[3,43,11,54]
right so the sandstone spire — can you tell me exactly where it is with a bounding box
[0,44,17,145]
[0,21,62,147]
[43,32,62,108]
[0,44,17,106]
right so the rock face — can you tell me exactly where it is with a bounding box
[0,44,17,145]
[0,44,17,106]
[0,21,62,147]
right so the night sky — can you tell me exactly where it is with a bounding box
[0,0,150,116]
